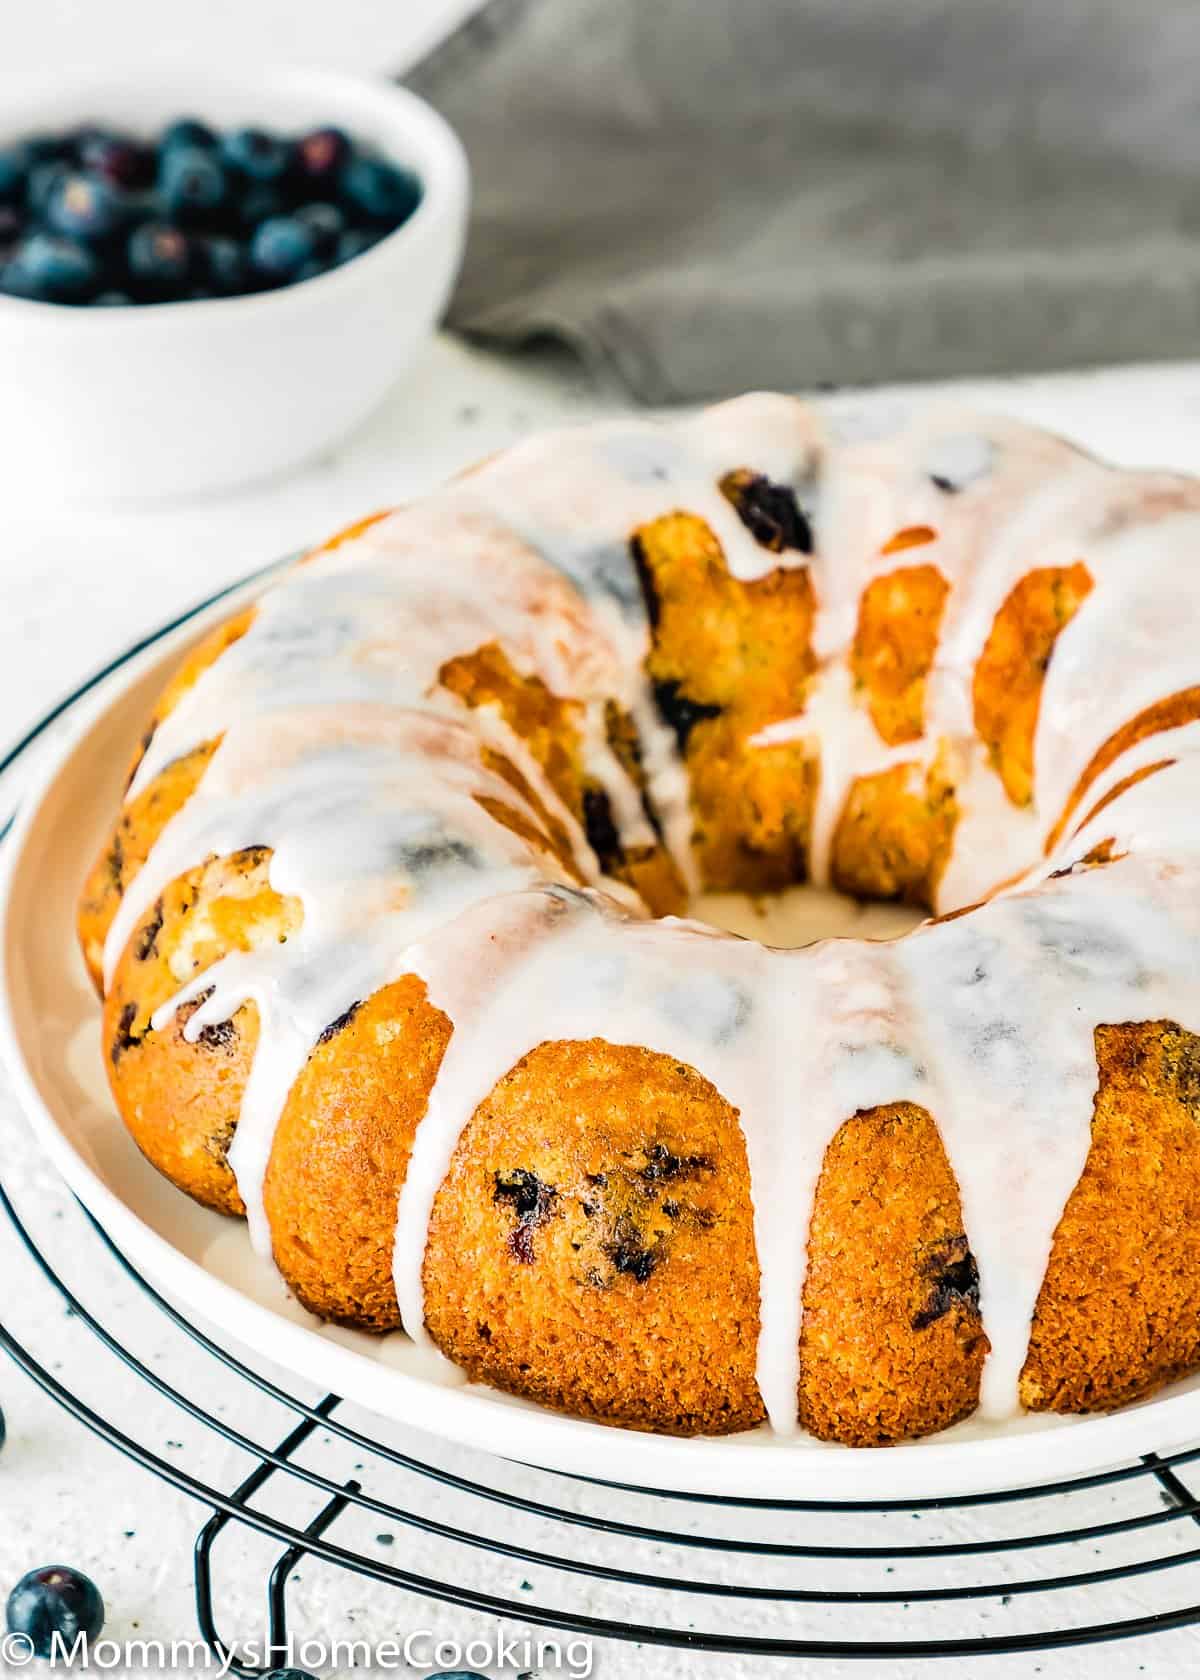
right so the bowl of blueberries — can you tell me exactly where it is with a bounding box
[0,66,468,500]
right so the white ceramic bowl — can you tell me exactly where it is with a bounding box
[0,66,469,502]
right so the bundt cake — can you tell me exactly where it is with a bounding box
[78,394,1200,1447]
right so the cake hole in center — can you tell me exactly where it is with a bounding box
[692,884,926,949]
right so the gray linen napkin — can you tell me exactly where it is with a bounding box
[407,0,1200,402]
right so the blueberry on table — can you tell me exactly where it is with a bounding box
[295,201,344,255]
[249,215,317,284]
[126,221,191,299]
[220,126,290,183]
[1,233,99,303]
[160,117,218,154]
[293,125,352,188]
[45,171,127,242]
[159,145,227,222]
[6,1566,104,1659]
[338,156,422,226]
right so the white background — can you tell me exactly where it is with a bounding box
[4,3,1200,1676]
[0,3,485,84]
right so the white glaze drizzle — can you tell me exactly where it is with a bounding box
[119,706,584,1250]
[102,395,1200,1435]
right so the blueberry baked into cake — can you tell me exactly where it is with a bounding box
[79,395,1200,1446]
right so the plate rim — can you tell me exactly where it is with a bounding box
[3,573,1200,1500]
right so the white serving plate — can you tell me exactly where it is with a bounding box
[3,573,1200,1501]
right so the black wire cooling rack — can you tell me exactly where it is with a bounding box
[5,574,1200,1670]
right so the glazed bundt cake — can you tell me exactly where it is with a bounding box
[78,395,1200,1447]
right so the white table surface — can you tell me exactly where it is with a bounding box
[5,339,1200,1680]
[0,0,485,85]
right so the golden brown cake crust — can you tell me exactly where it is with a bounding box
[439,640,686,914]
[78,741,217,994]
[973,562,1094,808]
[851,563,950,748]
[799,1102,987,1445]
[264,977,453,1331]
[830,753,958,909]
[104,847,301,1216]
[423,1039,766,1435]
[632,505,818,891]
[78,601,260,993]
[1022,1020,1200,1413]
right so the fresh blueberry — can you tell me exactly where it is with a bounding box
[25,160,68,218]
[263,1671,320,1680]
[6,1566,104,1659]
[78,131,154,190]
[249,215,316,283]
[338,157,421,226]
[160,117,217,154]
[0,116,407,307]
[293,125,352,189]
[126,221,191,298]
[333,226,381,267]
[234,182,285,231]
[197,235,247,296]
[0,204,23,254]
[64,122,106,155]
[66,124,134,165]
[45,172,127,242]
[295,201,344,254]
[2,232,99,302]
[159,145,227,222]
[0,147,26,205]
[220,127,290,183]
[22,132,76,167]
